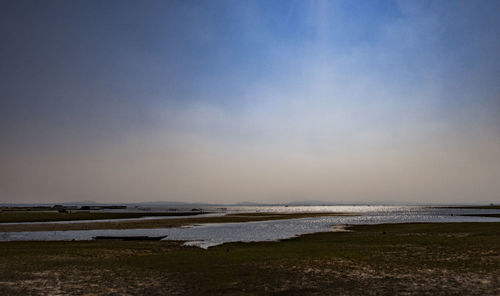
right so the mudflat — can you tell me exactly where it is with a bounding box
[1,222,499,295]
[0,211,203,223]
[0,212,351,232]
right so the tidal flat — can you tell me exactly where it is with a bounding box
[0,212,351,232]
[1,222,499,295]
[0,211,204,224]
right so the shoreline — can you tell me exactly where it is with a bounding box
[0,212,352,232]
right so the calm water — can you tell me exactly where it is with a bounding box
[2,206,500,248]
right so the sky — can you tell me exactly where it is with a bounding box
[1,0,499,204]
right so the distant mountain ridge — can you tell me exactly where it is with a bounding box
[0,200,492,207]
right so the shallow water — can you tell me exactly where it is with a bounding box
[1,206,499,248]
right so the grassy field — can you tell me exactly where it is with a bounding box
[0,222,499,295]
[0,212,351,232]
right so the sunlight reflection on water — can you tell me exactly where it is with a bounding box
[1,206,499,248]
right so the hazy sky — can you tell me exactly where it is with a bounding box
[1,0,499,204]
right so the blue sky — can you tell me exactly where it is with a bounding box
[1,0,499,204]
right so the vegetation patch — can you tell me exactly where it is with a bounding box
[0,211,203,223]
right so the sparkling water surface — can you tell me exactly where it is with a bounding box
[2,206,499,248]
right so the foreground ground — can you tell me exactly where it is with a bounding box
[0,222,499,295]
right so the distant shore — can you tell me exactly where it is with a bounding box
[0,210,206,224]
[437,205,500,210]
